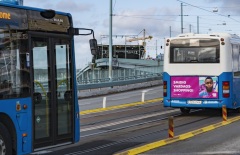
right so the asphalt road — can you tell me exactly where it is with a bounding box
[78,85,163,111]
[31,85,240,155]
[141,120,240,155]
[32,106,240,155]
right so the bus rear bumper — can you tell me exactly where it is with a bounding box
[164,99,225,109]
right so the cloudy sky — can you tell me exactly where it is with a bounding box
[23,0,240,69]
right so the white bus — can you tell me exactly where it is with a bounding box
[163,33,240,114]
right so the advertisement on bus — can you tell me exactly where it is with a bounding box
[171,76,218,98]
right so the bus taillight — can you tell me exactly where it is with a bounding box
[163,81,167,97]
[222,81,230,98]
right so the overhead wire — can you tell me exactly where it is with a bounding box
[113,0,240,34]
[177,0,240,23]
[115,15,180,22]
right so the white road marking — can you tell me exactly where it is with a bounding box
[81,109,179,132]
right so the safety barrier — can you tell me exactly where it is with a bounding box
[77,76,162,90]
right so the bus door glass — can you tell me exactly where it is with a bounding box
[31,36,73,149]
[53,39,73,141]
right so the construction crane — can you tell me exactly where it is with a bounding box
[126,29,153,58]
[126,35,153,42]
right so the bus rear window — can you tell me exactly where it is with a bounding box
[170,39,220,63]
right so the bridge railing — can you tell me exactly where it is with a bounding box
[77,75,162,90]
[77,66,163,90]
[77,66,162,84]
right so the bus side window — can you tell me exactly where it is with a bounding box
[0,50,12,99]
[233,44,239,72]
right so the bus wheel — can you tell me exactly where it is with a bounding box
[180,108,190,114]
[0,123,12,155]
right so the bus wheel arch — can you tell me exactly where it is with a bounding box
[0,113,16,154]
[0,122,12,155]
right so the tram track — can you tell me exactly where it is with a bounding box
[80,109,180,137]
[80,102,164,126]
[80,108,210,139]
[64,109,224,155]
[46,101,240,155]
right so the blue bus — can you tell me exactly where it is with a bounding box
[0,1,96,155]
[163,33,240,114]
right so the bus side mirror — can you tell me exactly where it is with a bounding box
[71,28,95,39]
[89,39,98,55]
[71,28,98,55]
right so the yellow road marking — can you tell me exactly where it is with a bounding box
[80,98,163,115]
[114,115,240,155]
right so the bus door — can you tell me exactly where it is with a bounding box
[30,34,74,149]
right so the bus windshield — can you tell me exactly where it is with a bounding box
[170,38,220,63]
[0,29,29,99]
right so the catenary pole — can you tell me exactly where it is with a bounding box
[109,0,113,81]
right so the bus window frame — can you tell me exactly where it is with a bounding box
[169,38,220,64]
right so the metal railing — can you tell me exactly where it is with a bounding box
[77,76,162,90]
[77,66,162,84]
[76,66,163,90]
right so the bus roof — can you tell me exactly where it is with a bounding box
[177,33,240,39]
[0,2,72,17]
[0,2,73,32]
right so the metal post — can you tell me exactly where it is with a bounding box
[138,41,140,59]
[125,36,127,59]
[168,116,174,138]
[222,105,227,121]
[181,3,183,33]
[109,0,113,81]
[142,92,145,102]
[170,26,171,37]
[197,16,199,34]
[155,40,157,57]
[103,97,106,108]
[98,69,100,82]
[101,37,103,58]
[143,29,146,58]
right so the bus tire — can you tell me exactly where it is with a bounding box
[180,108,190,114]
[0,122,12,155]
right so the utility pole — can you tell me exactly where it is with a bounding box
[109,0,112,81]
[156,40,157,57]
[170,26,171,37]
[143,29,146,58]
[124,36,127,59]
[197,16,199,34]
[181,3,183,33]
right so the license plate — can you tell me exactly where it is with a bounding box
[187,100,202,104]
